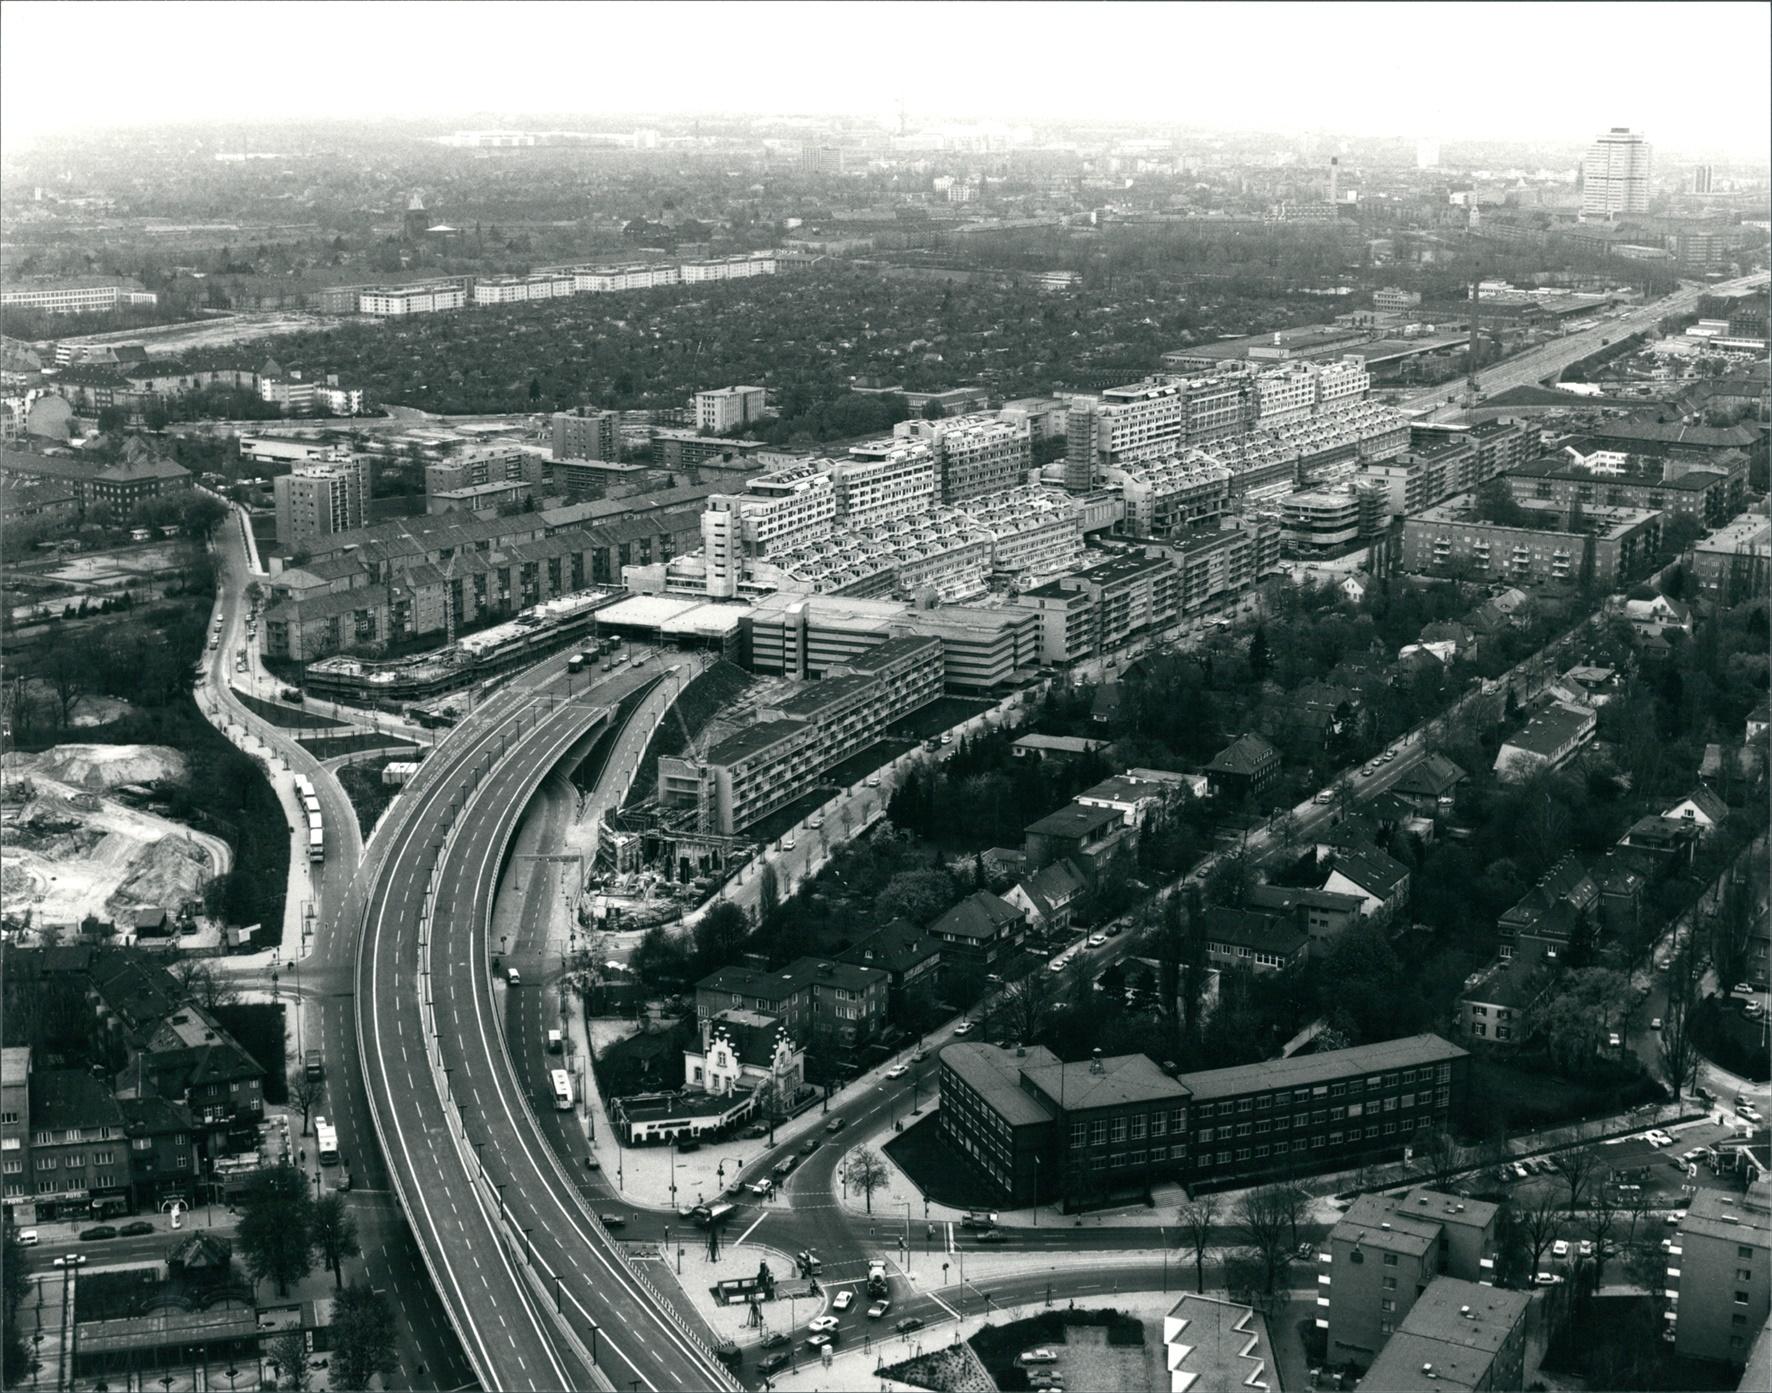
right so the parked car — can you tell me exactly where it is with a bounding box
[80,1226,118,1241]
[1607,1032,1622,1048]
[1650,1017,1663,1030]
[1087,933,1107,947]
[760,1352,792,1375]
[16,1229,38,1246]
[1578,1240,1594,1258]
[1553,1239,1570,1258]
[1314,789,1336,804]
[1645,1130,1674,1148]
[761,1332,789,1351]
[953,1021,974,1036]
[1739,1104,1763,1124]
[895,1317,925,1335]
[886,1064,909,1079]
[1021,1349,1059,1365]
[118,1221,154,1237]
[1533,1272,1564,1286]
[1733,982,1753,995]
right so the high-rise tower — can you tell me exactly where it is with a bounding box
[1580,128,1651,219]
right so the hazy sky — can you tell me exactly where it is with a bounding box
[3,1,1767,160]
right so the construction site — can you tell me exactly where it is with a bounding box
[0,744,230,938]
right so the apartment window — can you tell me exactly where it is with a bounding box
[1736,1291,1751,1305]
[1255,1095,1272,1111]
[1366,1124,1380,1139]
[1380,1320,1394,1335]
[1329,1131,1344,1146]
[1070,1121,1087,1147]
[1330,1083,1346,1098]
[1091,1119,1108,1145]
[1199,1127,1216,1145]
[1739,1246,1754,1259]
[1381,1299,1396,1313]
[1733,1314,1748,1327]
[1236,1147,1252,1161]
[1383,1253,1398,1268]
[1237,1098,1252,1113]
[1237,1123,1252,1138]
[1383,1276,1397,1291]
[1110,1118,1128,1143]
[1739,1269,1754,1282]
[1150,1113,1167,1138]
[1274,1140,1288,1155]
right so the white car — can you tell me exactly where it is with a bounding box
[953,1021,974,1037]
[1049,958,1067,973]
[1020,1349,1058,1365]
[886,1064,909,1079]
[832,1292,855,1313]
[1607,1032,1622,1048]
[16,1229,38,1247]
[1645,1130,1674,1148]
[866,774,881,788]
[809,1315,841,1333]
[1087,933,1107,947]
[53,1254,86,1268]
[1649,1017,1662,1030]
[1552,1239,1570,1258]
[1738,1104,1762,1124]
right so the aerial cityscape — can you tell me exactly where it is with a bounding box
[2,3,1770,1392]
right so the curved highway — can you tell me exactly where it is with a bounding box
[357,654,741,1392]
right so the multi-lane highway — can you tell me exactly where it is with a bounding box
[1405,270,1769,421]
[358,654,741,1392]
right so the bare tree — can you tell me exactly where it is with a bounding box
[1658,925,1704,1103]
[1178,1193,1221,1294]
[169,957,239,1011]
[1581,1181,1621,1290]
[1553,1135,1603,1218]
[1233,1183,1307,1295]
[1520,1186,1564,1279]
[995,968,1055,1045]
[846,1148,890,1215]
[1411,1125,1471,1192]
[288,1069,325,1137]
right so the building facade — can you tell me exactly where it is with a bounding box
[1581,128,1652,218]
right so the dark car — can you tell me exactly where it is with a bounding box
[600,1213,626,1229]
[760,1332,789,1350]
[118,1221,154,1237]
[824,1117,847,1134]
[975,1229,1008,1244]
[80,1225,118,1241]
[760,1352,792,1375]
[799,1137,822,1156]
[895,1317,926,1334]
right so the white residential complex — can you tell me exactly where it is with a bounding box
[273,454,368,549]
[1107,452,1235,538]
[1581,127,1652,219]
[1064,373,1255,488]
[701,460,839,598]
[1253,356,1371,428]
[471,274,575,305]
[358,283,468,316]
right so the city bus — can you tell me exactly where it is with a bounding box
[550,1069,574,1112]
[315,1117,340,1166]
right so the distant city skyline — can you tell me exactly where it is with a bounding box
[2,0,1768,163]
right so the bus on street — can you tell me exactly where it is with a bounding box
[315,1118,340,1166]
[551,1069,574,1111]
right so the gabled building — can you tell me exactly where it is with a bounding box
[1321,845,1413,925]
[1390,753,1468,815]
[837,920,943,1019]
[1245,883,1367,952]
[930,891,1027,971]
[1002,859,1089,936]
[1498,855,1597,960]
[1663,786,1730,839]
[1205,732,1282,802]
[1618,815,1701,877]
[1458,944,1554,1045]
[682,1008,803,1104]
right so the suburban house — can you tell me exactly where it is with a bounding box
[1205,732,1282,802]
[1073,774,1171,828]
[1200,906,1310,975]
[1662,786,1729,839]
[930,891,1027,971]
[1002,858,1089,936]
[1493,701,1596,781]
[1320,845,1413,925]
[1497,855,1597,960]
[682,1008,804,1105]
[838,920,943,1020]
[1245,883,1367,953]
[1023,802,1136,881]
[1618,815,1702,877]
[1390,753,1468,815]
[1457,943,1554,1045]
[1011,734,1108,762]
[1622,593,1694,637]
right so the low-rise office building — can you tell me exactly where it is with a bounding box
[936,1034,1469,1206]
[1507,447,1749,529]
[1493,701,1597,781]
[1687,511,1771,602]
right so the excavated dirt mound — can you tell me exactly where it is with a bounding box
[22,744,188,791]
[105,835,212,919]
